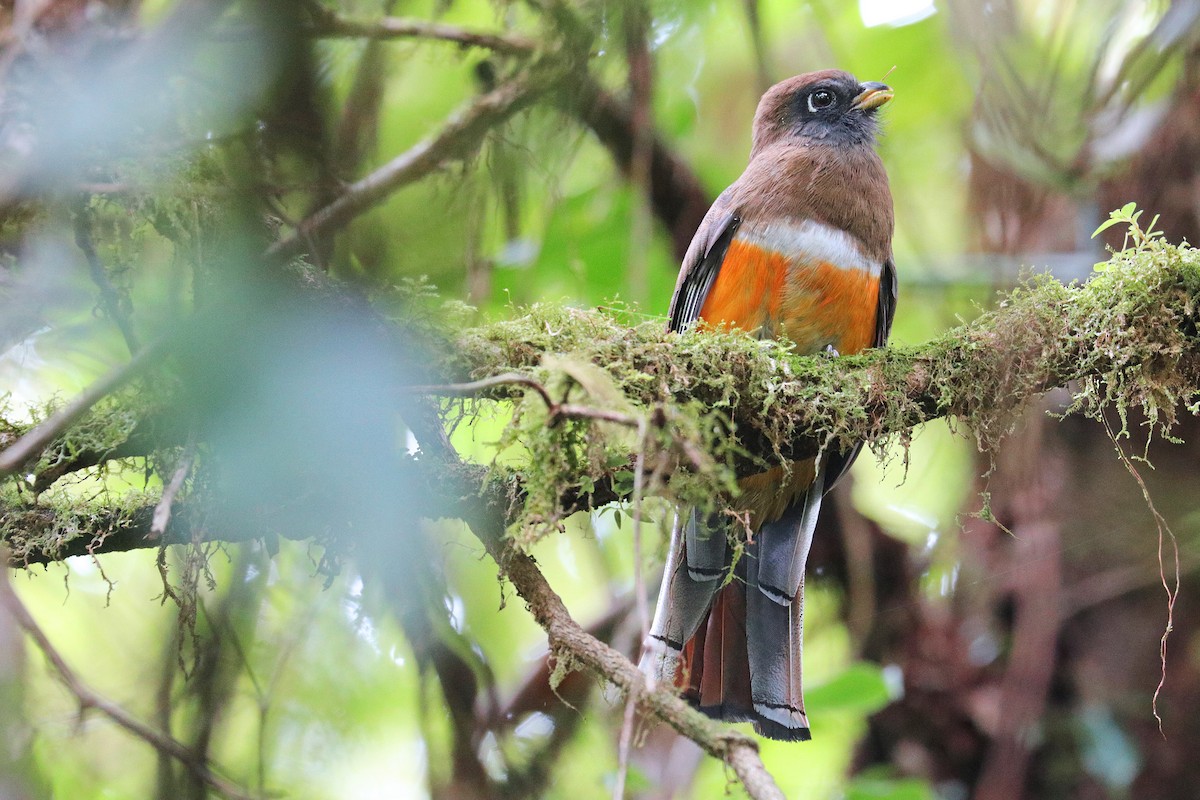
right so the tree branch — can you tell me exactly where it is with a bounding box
[266,55,571,260]
[0,338,168,479]
[303,8,537,56]
[74,196,141,357]
[451,477,785,800]
[440,247,1200,472]
[0,560,253,800]
[5,241,1200,565]
[553,71,711,262]
[2,505,184,566]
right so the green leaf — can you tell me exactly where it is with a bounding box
[1093,202,1142,238]
[1091,217,1123,238]
[847,774,936,800]
[805,662,895,714]
[542,353,634,413]
[605,451,630,469]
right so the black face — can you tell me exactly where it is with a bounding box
[801,85,842,116]
[790,76,884,145]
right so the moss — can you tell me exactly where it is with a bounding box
[1,387,179,564]
[0,483,157,565]
[432,236,1200,545]
[4,234,1198,561]
[33,399,139,475]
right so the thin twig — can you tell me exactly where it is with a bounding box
[267,56,568,260]
[331,0,401,181]
[622,0,654,304]
[614,414,651,800]
[406,373,556,408]
[0,563,253,800]
[304,9,537,56]
[150,440,196,539]
[552,404,640,427]
[630,416,651,643]
[612,693,639,800]
[0,337,167,478]
[74,197,141,357]
[742,0,773,93]
[406,374,642,428]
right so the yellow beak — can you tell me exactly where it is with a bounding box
[852,82,894,111]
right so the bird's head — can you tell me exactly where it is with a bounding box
[750,70,893,156]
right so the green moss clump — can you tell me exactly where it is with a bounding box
[433,234,1200,546]
[1,483,157,566]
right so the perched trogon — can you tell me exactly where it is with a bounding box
[639,70,897,742]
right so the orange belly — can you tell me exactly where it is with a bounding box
[698,239,879,356]
[699,237,880,522]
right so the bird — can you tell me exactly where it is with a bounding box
[639,69,897,742]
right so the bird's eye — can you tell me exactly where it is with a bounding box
[807,90,835,112]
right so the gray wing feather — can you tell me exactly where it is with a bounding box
[667,204,741,332]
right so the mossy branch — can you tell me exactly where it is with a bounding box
[433,238,1199,513]
[4,239,1200,560]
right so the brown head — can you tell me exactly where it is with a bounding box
[750,69,893,158]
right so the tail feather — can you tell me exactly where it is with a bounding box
[754,467,823,606]
[640,510,727,684]
[641,479,823,742]
[744,478,821,741]
[689,578,754,721]
[745,559,812,740]
[685,508,728,581]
